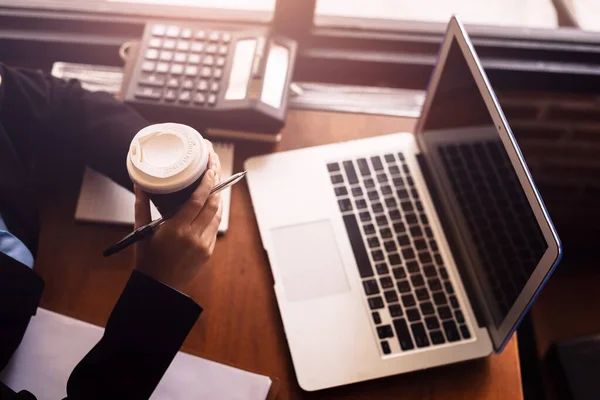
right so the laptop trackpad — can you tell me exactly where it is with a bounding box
[271,220,350,302]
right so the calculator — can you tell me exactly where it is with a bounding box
[123,23,297,135]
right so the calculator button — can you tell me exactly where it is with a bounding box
[151,25,166,36]
[139,74,165,87]
[210,81,220,92]
[156,62,169,74]
[218,45,228,55]
[185,65,199,76]
[178,91,191,103]
[159,51,173,61]
[166,25,180,38]
[222,32,232,43]
[203,55,214,66]
[174,52,187,63]
[206,44,217,54]
[188,54,201,64]
[170,64,184,75]
[201,66,212,78]
[163,39,176,50]
[145,49,159,60]
[166,77,180,88]
[182,78,195,90]
[177,41,190,52]
[141,61,156,72]
[149,38,162,48]
[195,30,206,41]
[209,31,220,41]
[207,93,217,106]
[135,87,161,100]
[194,92,206,105]
[164,89,177,102]
[197,80,209,91]
[181,28,193,39]
[216,56,226,67]
[214,68,223,80]
[191,42,204,53]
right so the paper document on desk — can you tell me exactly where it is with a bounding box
[0,309,273,400]
[75,142,235,234]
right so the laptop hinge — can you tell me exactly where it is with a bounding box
[416,154,486,328]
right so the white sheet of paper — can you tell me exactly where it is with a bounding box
[0,309,272,400]
[569,0,600,31]
[75,142,235,234]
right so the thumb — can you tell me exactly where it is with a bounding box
[134,186,152,229]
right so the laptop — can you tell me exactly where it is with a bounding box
[245,16,562,391]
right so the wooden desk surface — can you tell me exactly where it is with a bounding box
[32,109,522,400]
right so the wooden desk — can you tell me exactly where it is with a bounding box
[32,109,523,400]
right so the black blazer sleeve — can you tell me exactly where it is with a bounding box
[0,62,148,190]
[65,270,202,400]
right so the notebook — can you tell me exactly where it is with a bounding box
[0,309,275,400]
[74,142,235,234]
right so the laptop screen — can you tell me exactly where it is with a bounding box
[419,38,549,334]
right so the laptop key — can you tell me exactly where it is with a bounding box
[359,211,371,222]
[411,274,425,287]
[389,304,403,317]
[428,278,442,291]
[434,253,444,265]
[363,279,380,295]
[380,276,394,289]
[334,186,348,196]
[406,261,419,273]
[444,281,455,294]
[416,288,430,301]
[384,290,399,303]
[388,165,400,175]
[377,173,388,183]
[377,325,394,339]
[397,235,410,246]
[425,227,433,238]
[364,224,375,235]
[352,187,363,197]
[331,174,344,184]
[342,215,374,277]
[402,294,416,308]
[393,177,405,187]
[371,156,384,171]
[406,176,415,186]
[397,189,409,199]
[410,226,423,237]
[433,292,448,306]
[425,316,440,330]
[401,247,415,260]
[430,330,446,345]
[423,265,437,278]
[418,252,432,264]
[443,320,461,342]
[368,296,384,310]
[411,322,430,348]
[384,240,397,252]
[455,310,465,323]
[405,213,418,225]
[338,199,352,212]
[372,311,382,325]
[356,158,370,176]
[367,237,380,248]
[393,222,407,234]
[381,185,393,195]
[355,199,367,210]
[385,197,397,208]
[449,295,459,309]
[401,201,414,212]
[393,318,415,350]
[392,267,406,280]
[420,302,435,315]
[384,154,395,163]
[375,263,389,275]
[364,178,375,188]
[406,308,421,322]
[439,267,449,279]
[327,162,340,172]
[380,228,392,238]
[416,201,424,211]
[438,306,452,320]
[381,340,391,355]
[459,324,471,339]
[342,161,359,184]
[397,153,406,161]
[376,216,388,227]
[397,280,411,293]
[368,191,379,201]
[371,250,384,261]
[389,209,401,220]
[372,202,384,213]
[388,254,401,265]
[402,164,410,174]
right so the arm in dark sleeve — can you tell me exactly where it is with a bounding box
[65,270,202,400]
[0,63,148,189]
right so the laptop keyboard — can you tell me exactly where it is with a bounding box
[327,153,471,356]
[438,140,547,323]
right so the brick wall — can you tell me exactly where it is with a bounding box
[499,91,600,253]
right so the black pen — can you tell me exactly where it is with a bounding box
[103,171,247,257]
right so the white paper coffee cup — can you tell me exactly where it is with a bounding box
[127,123,209,216]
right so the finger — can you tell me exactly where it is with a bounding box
[191,192,221,231]
[206,142,222,181]
[197,201,222,243]
[134,186,152,229]
[172,167,217,224]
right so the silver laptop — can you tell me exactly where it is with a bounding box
[245,16,562,391]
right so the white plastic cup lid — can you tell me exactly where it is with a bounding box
[127,123,208,194]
